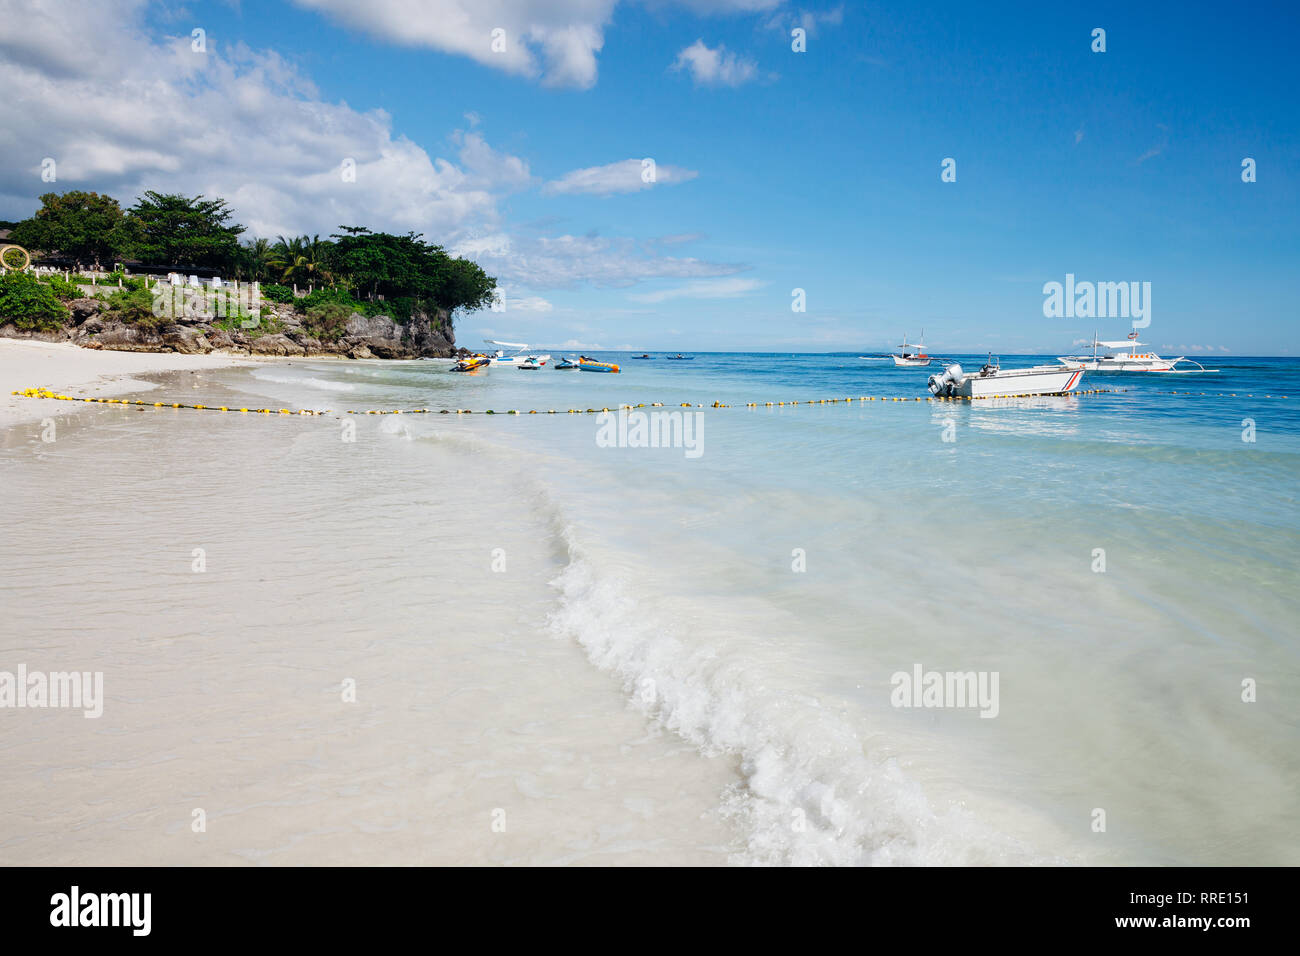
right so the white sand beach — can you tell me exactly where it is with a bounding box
[0,340,256,427]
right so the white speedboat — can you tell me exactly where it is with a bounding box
[484,340,552,367]
[893,331,932,366]
[1058,332,1216,373]
[928,357,1086,398]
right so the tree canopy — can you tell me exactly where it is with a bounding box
[328,227,494,311]
[6,189,497,319]
[8,191,127,270]
[120,191,245,269]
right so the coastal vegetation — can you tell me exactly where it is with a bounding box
[0,271,67,331]
[6,190,497,328]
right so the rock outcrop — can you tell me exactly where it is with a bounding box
[1,299,461,359]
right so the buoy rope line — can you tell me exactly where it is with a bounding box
[12,386,1290,419]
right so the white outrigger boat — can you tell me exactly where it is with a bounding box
[484,340,552,367]
[893,331,932,366]
[1057,332,1216,374]
[928,357,1086,398]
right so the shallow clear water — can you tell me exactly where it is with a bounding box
[3,353,1297,865]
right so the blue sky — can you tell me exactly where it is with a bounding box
[2,0,1296,353]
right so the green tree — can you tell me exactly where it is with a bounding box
[438,255,497,315]
[8,191,128,270]
[327,227,494,315]
[121,192,245,270]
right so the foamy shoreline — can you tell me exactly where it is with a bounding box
[0,339,273,428]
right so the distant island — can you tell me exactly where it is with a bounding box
[0,190,497,358]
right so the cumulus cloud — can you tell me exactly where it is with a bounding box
[671,39,759,86]
[291,0,616,89]
[542,159,698,196]
[0,0,532,244]
[0,0,745,296]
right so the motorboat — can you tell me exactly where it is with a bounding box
[928,356,1086,398]
[577,356,620,373]
[517,357,544,370]
[555,357,580,370]
[666,354,694,360]
[484,340,552,367]
[1058,332,1217,373]
[452,355,491,372]
[893,331,932,366]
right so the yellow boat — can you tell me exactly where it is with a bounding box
[577,356,620,373]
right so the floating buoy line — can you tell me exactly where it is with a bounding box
[11,386,1291,420]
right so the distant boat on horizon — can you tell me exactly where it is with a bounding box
[893,331,931,367]
[1057,331,1217,374]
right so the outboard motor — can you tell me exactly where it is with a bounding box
[928,363,963,396]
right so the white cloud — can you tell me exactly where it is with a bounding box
[503,295,555,313]
[671,39,759,87]
[0,0,746,303]
[454,232,745,289]
[628,277,764,302]
[668,0,782,13]
[291,0,616,89]
[542,159,698,196]
[764,5,844,35]
[452,130,534,191]
[0,0,530,244]
[654,232,705,244]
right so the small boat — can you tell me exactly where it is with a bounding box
[893,331,931,367]
[555,357,580,370]
[484,340,551,367]
[517,357,544,370]
[631,354,652,360]
[666,354,694,360]
[928,357,1086,398]
[452,355,491,372]
[1058,332,1217,373]
[577,356,620,373]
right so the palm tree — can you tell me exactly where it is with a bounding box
[269,234,331,293]
[236,238,274,282]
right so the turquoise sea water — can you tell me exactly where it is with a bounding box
[234,352,1300,863]
[4,352,1297,864]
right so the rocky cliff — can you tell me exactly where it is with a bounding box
[0,299,463,359]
